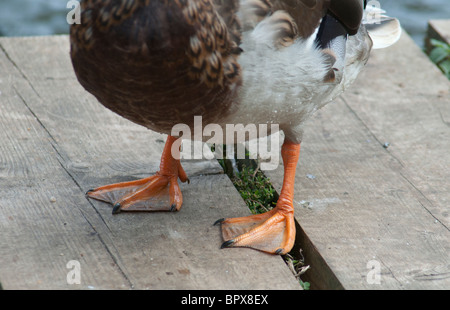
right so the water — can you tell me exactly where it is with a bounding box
[0,0,70,37]
[380,0,450,46]
[0,0,449,47]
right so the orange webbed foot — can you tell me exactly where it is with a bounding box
[216,140,301,255]
[86,136,188,213]
[215,206,296,255]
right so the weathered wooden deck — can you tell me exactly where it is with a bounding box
[0,26,449,290]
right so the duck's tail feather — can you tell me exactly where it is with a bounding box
[363,4,402,49]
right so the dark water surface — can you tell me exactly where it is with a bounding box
[0,0,449,47]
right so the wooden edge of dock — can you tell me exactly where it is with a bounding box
[426,19,450,52]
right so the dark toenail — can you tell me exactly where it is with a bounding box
[221,240,235,249]
[213,218,225,226]
[112,203,121,214]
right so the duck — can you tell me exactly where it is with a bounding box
[70,0,401,255]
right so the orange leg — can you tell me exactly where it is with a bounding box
[215,140,300,255]
[86,136,189,213]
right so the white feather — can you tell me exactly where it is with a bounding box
[363,5,402,49]
[365,17,402,49]
[215,8,382,144]
[219,26,371,143]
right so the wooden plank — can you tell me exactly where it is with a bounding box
[265,32,450,289]
[0,36,300,290]
[0,42,130,289]
[426,19,450,52]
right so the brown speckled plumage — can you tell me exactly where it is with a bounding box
[71,0,244,133]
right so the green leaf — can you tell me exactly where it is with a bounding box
[438,59,450,77]
[430,38,447,49]
[300,280,311,290]
[430,39,450,53]
[429,47,448,64]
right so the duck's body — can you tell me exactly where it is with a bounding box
[71,0,372,143]
[71,0,400,254]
